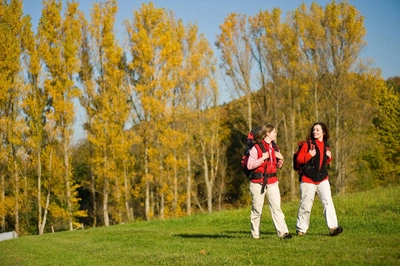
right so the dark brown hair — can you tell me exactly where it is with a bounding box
[309,122,330,142]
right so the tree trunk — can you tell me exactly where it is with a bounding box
[116,178,122,223]
[160,190,164,219]
[187,152,191,215]
[39,149,51,235]
[39,189,51,235]
[289,112,297,201]
[202,150,212,214]
[1,175,4,231]
[335,98,341,194]
[217,157,227,212]
[64,139,73,230]
[123,159,133,221]
[193,191,204,213]
[144,146,150,221]
[173,152,178,216]
[90,165,97,227]
[103,156,109,226]
[89,142,96,227]
[113,151,122,223]
[14,161,20,235]
[37,150,42,234]
[151,190,155,219]
[103,178,109,226]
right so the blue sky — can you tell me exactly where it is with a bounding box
[22,0,400,139]
[23,0,400,80]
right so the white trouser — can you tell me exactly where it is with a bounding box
[249,182,289,238]
[296,180,338,233]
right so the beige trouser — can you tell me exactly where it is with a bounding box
[296,180,339,233]
[249,182,289,238]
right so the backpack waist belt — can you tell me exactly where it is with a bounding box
[250,172,277,179]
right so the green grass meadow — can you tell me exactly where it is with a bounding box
[1,186,399,265]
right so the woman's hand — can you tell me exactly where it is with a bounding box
[309,148,316,157]
[261,152,269,161]
[275,152,284,160]
[326,150,332,158]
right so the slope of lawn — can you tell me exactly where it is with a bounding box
[1,185,399,265]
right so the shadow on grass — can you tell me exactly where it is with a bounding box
[174,233,234,238]
[174,230,276,239]
[223,230,274,235]
[224,230,277,236]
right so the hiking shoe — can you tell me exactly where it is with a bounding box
[330,226,343,236]
[296,231,306,236]
[281,233,292,239]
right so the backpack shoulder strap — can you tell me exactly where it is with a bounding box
[271,141,280,152]
[309,139,315,150]
[255,142,267,154]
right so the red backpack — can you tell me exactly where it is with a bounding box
[241,127,278,180]
[293,140,314,171]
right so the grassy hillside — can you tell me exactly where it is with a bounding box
[1,186,399,265]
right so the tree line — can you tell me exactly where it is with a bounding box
[0,0,398,236]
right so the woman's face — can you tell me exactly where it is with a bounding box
[265,129,277,142]
[313,124,324,141]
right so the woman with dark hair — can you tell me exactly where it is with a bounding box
[247,124,292,239]
[295,122,343,236]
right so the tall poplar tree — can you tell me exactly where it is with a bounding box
[21,3,51,234]
[322,1,367,192]
[37,0,82,230]
[125,3,185,220]
[216,13,254,132]
[183,32,221,214]
[0,0,31,234]
[179,23,215,215]
[82,0,131,226]
[77,9,98,226]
